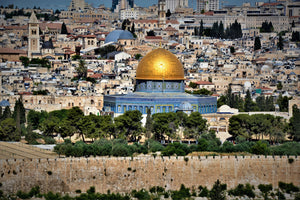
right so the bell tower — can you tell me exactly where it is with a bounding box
[158,0,166,28]
[28,11,40,58]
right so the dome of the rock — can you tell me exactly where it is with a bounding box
[136,48,184,81]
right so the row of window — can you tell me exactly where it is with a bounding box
[108,104,217,114]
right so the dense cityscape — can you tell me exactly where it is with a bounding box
[0,0,299,199]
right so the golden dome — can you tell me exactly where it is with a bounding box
[136,48,184,80]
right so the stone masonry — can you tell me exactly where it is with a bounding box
[0,156,299,194]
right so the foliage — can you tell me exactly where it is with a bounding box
[144,139,164,152]
[209,179,227,200]
[224,20,243,39]
[147,30,155,36]
[171,184,191,200]
[114,110,143,141]
[278,182,299,194]
[76,60,87,80]
[161,142,190,156]
[260,21,274,33]
[12,98,26,133]
[134,54,142,60]
[184,112,207,139]
[228,183,255,198]
[289,105,300,141]
[254,37,261,50]
[277,94,292,112]
[61,22,68,34]
[19,56,30,67]
[121,19,130,30]
[258,184,273,200]
[0,118,19,141]
[33,90,48,95]
[30,58,51,68]
[256,95,275,111]
[166,9,171,17]
[291,31,300,42]
[95,45,116,58]
[230,46,235,54]
[71,55,81,60]
[132,189,151,200]
[198,186,209,197]
[277,35,284,50]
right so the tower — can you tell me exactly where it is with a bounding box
[28,12,40,58]
[158,0,166,28]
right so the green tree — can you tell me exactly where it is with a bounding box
[230,46,235,54]
[277,35,284,50]
[2,106,11,120]
[199,19,204,36]
[57,119,76,139]
[121,19,130,30]
[209,179,227,200]
[258,184,273,200]
[292,20,295,28]
[114,110,143,141]
[134,54,142,60]
[189,82,197,89]
[40,116,60,136]
[76,60,87,79]
[254,37,261,50]
[61,22,68,34]
[244,90,255,112]
[19,56,30,67]
[184,112,207,139]
[218,21,224,38]
[66,107,84,141]
[0,118,19,141]
[130,22,135,34]
[276,94,291,112]
[166,9,171,17]
[13,98,26,134]
[290,105,300,141]
[152,112,179,141]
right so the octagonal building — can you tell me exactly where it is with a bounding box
[103,48,217,118]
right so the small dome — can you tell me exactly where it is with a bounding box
[0,100,10,107]
[261,65,270,71]
[105,30,134,43]
[244,81,251,88]
[179,102,192,111]
[119,30,134,40]
[136,48,184,80]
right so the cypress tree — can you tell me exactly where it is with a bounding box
[244,90,253,112]
[254,37,261,51]
[131,22,135,34]
[61,22,68,34]
[277,35,284,50]
[2,106,11,119]
[200,20,204,36]
[218,21,224,38]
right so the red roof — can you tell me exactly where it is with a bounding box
[256,87,272,90]
[145,36,162,40]
[261,2,281,6]
[24,77,32,81]
[89,73,102,79]
[195,81,214,85]
[166,20,179,24]
[204,11,214,16]
[133,19,158,24]
[0,48,26,54]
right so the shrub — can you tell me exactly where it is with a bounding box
[44,136,56,144]
[132,189,151,200]
[250,141,270,155]
[112,144,131,157]
[162,143,190,156]
[171,184,191,200]
[87,186,95,194]
[228,183,255,198]
[278,182,299,193]
[198,186,209,197]
[209,180,227,200]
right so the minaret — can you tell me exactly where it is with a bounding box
[28,11,40,58]
[158,0,166,28]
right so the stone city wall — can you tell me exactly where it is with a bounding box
[0,156,299,194]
